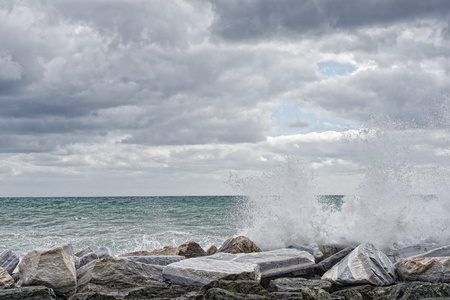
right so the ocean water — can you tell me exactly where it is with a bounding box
[0,195,346,257]
[0,196,246,257]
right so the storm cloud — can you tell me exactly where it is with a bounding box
[0,0,449,196]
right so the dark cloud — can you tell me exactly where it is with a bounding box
[210,0,450,41]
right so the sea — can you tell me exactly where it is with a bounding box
[0,196,249,257]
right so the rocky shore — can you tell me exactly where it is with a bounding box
[1,236,449,299]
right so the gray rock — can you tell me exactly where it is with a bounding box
[94,247,113,259]
[0,267,15,289]
[17,244,77,299]
[0,250,19,275]
[123,285,200,299]
[75,248,94,258]
[123,255,185,266]
[388,281,450,299]
[0,286,56,300]
[69,292,117,300]
[316,246,355,275]
[78,252,99,269]
[268,277,334,293]
[162,257,261,286]
[386,243,444,263]
[322,243,396,286]
[225,249,316,280]
[202,279,269,297]
[411,245,450,259]
[396,257,450,283]
[288,244,323,260]
[77,258,166,297]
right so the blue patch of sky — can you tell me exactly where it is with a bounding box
[317,60,357,79]
[270,101,361,136]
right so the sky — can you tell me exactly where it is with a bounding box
[0,0,449,197]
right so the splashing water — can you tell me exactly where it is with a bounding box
[232,96,450,250]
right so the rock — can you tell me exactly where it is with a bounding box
[0,250,20,275]
[119,241,206,258]
[94,247,113,259]
[316,246,355,275]
[331,289,363,300]
[177,241,207,258]
[385,244,444,263]
[0,286,56,300]
[124,285,200,299]
[207,245,219,255]
[162,256,261,286]
[203,279,269,297]
[411,245,450,259]
[396,257,450,283]
[219,236,262,254]
[69,292,117,300]
[0,267,14,289]
[202,287,251,299]
[301,286,332,300]
[268,277,334,293]
[270,291,305,299]
[387,281,450,299]
[288,244,323,260]
[123,255,185,266]
[77,257,166,297]
[78,252,99,269]
[17,244,77,299]
[224,248,316,280]
[318,245,348,263]
[322,243,396,286]
[75,248,94,258]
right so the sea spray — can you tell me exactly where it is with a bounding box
[228,157,333,249]
[233,97,450,250]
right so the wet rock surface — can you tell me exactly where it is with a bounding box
[396,257,450,283]
[2,238,450,299]
[0,250,20,275]
[219,236,262,254]
[322,243,397,286]
[17,244,77,299]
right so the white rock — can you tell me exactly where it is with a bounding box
[17,244,77,299]
[162,257,261,286]
[322,243,396,286]
[214,248,316,279]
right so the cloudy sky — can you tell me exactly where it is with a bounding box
[1,0,449,197]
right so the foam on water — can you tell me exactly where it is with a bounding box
[234,96,450,250]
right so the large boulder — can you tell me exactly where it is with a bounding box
[17,244,77,299]
[216,248,316,281]
[0,250,19,275]
[77,258,166,298]
[321,243,396,286]
[162,256,261,286]
[123,285,200,299]
[0,267,14,289]
[0,286,56,300]
[411,245,450,259]
[219,236,261,254]
[396,257,450,283]
[202,279,269,297]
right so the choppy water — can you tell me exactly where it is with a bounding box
[0,196,245,257]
